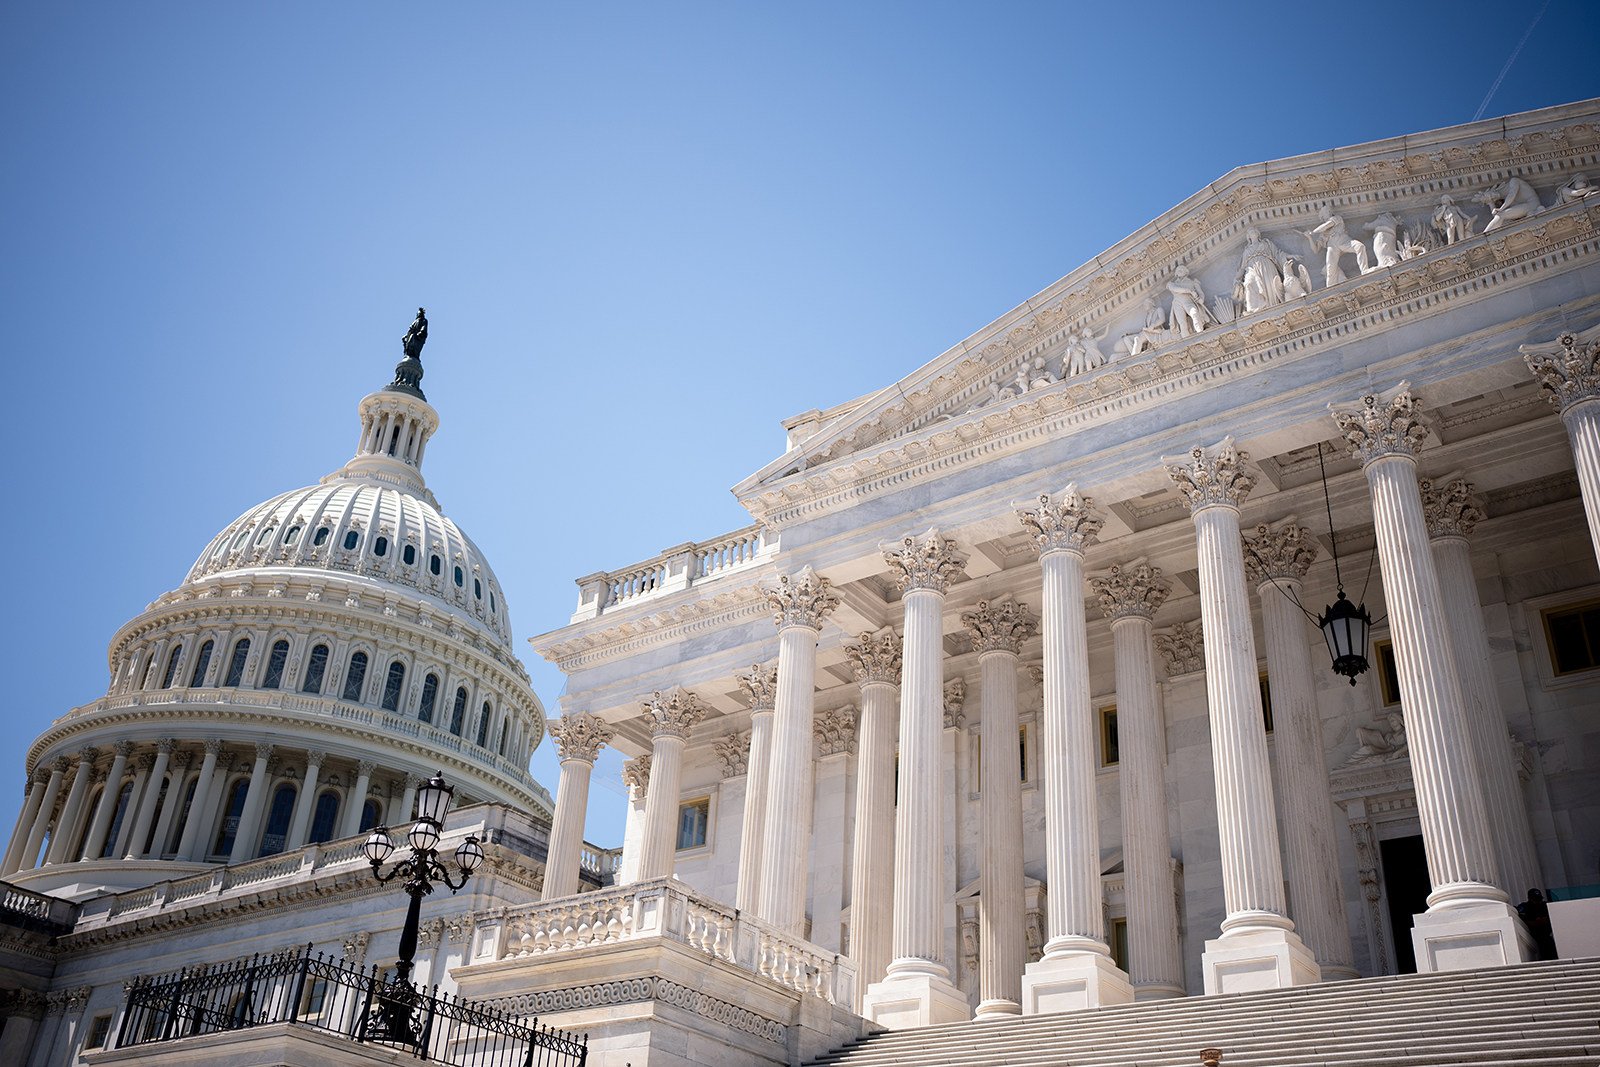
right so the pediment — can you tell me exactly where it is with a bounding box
[734,100,1600,518]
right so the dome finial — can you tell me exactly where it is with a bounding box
[389,307,428,399]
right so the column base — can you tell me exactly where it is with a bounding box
[1021,952,1134,1015]
[1132,983,1186,1002]
[861,972,971,1030]
[1201,927,1321,994]
[1411,901,1535,973]
[973,998,1021,1020]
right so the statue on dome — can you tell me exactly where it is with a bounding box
[402,307,430,360]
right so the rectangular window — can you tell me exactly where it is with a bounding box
[676,798,710,851]
[85,1013,112,1050]
[1100,705,1119,767]
[1110,917,1129,974]
[1375,639,1402,706]
[1544,599,1600,676]
[1019,725,1028,783]
[1259,671,1274,733]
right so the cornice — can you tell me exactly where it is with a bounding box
[534,582,772,673]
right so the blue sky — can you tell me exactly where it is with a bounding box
[1,2,1595,850]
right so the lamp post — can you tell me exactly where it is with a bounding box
[363,771,484,1041]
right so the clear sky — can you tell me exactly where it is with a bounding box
[1,2,1595,851]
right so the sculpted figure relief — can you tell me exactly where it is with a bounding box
[1364,212,1402,269]
[1559,172,1597,203]
[1235,226,1290,313]
[1063,327,1110,376]
[1165,265,1215,337]
[1476,175,1542,232]
[1277,253,1314,300]
[1306,205,1371,285]
[1432,195,1476,246]
[1118,297,1170,357]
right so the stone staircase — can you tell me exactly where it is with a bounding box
[806,958,1600,1067]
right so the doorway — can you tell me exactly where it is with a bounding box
[1380,834,1431,974]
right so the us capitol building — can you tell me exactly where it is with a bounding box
[4,99,1600,1067]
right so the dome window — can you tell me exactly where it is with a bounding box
[343,530,360,551]
[360,798,383,832]
[301,644,330,694]
[374,536,389,558]
[313,527,331,547]
[454,566,464,588]
[473,578,482,599]
[477,702,492,747]
[449,688,468,736]
[309,791,340,844]
[222,638,251,687]
[430,554,442,576]
[418,673,439,724]
[188,640,214,687]
[261,639,290,690]
[255,525,274,545]
[381,661,405,712]
[160,644,184,689]
[489,590,497,612]
[403,545,417,566]
[342,651,369,702]
[283,525,301,545]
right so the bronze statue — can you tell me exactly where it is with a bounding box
[402,308,429,360]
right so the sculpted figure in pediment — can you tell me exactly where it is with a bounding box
[1234,226,1291,313]
[1476,175,1542,232]
[1063,327,1110,376]
[1117,298,1171,357]
[1432,195,1477,246]
[1276,254,1314,300]
[1559,172,1597,203]
[1027,353,1056,390]
[1364,212,1403,269]
[1166,265,1215,338]
[1306,205,1372,285]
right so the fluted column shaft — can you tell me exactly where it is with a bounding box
[2,778,45,875]
[82,745,129,860]
[757,625,823,930]
[889,584,949,977]
[229,746,273,863]
[977,646,1024,1017]
[123,747,172,860]
[285,754,323,851]
[398,777,419,827]
[1256,574,1355,974]
[736,705,775,913]
[46,755,96,865]
[1110,614,1185,997]
[637,736,686,880]
[1563,400,1600,567]
[1430,533,1541,899]
[338,764,374,840]
[544,759,595,899]
[178,745,221,860]
[1523,330,1600,567]
[18,766,65,873]
[112,760,152,859]
[149,760,190,859]
[848,676,898,991]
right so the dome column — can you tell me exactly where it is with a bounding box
[123,741,174,860]
[229,743,274,863]
[177,740,223,861]
[17,759,68,873]
[398,773,420,827]
[285,751,325,851]
[338,761,377,840]
[2,775,48,875]
[636,690,706,881]
[111,752,154,859]
[148,751,193,858]
[734,665,778,914]
[544,714,613,900]
[46,750,98,865]
[80,742,133,862]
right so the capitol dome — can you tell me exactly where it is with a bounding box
[4,325,553,898]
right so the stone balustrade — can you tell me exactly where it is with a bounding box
[489,877,855,1007]
[579,843,622,880]
[571,525,771,620]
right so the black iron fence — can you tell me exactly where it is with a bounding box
[116,944,587,1067]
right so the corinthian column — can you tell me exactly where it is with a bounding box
[17,759,68,874]
[1524,325,1600,567]
[46,750,98,865]
[80,741,132,861]
[543,712,613,900]
[123,741,174,860]
[1013,488,1134,1013]
[1332,385,1531,971]
[1091,562,1185,999]
[1419,477,1541,901]
[735,664,779,914]
[3,775,47,875]
[962,597,1036,1019]
[1166,439,1319,993]
[862,530,971,1029]
[756,567,840,933]
[636,689,706,881]
[1243,523,1355,979]
[843,630,901,1000]
[178,740,223,860]
[229,743,273,863]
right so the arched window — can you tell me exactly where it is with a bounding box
[403,544,416,566]
[160,644,183,689]
[342,530,360,551]
[283,525,301,544]
[255,524,274,545]
[257,783,297,857]
[387,425,401,455]
[188,640,214,687]
[454,565,464,588]
[212,779,251,857]
[309,790,340,844]
[313,526,331,547]
[100,781,136,858]
[301,644,330,694]
[223,638,251,687]
[359,798,383,833]
[168,777,199,857]
[381,661,405,712]
[418,674,439,724]
[374,536,389,558]
[489,590,496,613]
[449,688,467,736]
[430,554,442,576]
[474,577,482,599]
[72,787,103,859]
[477,703,492,747]
[498,718,508,756]
[261,639,290,689]
[140,776,170,856]
[342,652,369,702]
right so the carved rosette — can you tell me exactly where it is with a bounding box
[737,663,779,713]
[1014,484,1103,556]
[1242,522,1320,585]
[814,705,859,757]
[1165,437,1256,511]
[1420,476,1485,540]
[641,688,706,741]
[621,756,652,797]
[713,732,750,778]
[842,628,902,686]
[1091,562,1171,621]
[960,596,1037,655]
[763,565,840,631]
[1330,383,1429,465]
[548,711,614,764]
[882,529,967,593]
[943,678,967,729]
[1154,619,1205,676]
[1521,324,1600,412]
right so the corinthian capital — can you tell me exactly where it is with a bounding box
[882,530,966,593]
[737,663,779,713]
[1521,323,1600,412]
[764,566,840,630]
[642,687,705,740]
[1330,382,1429,465]
[1091,562,1170,620]
[961,596,1037,655]
[621,755,651,797]
[713,732,750,778]
[1154,619,1205,676]
[1164,437,1256,511]
[548,711,613,764]
[1419,476,1485,539]
[1015,484,1103,556]
[1243,522,1320,584]
[814,705,859,757]
[842,628,902,686]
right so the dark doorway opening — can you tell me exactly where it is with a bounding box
[1381,834,1431,974]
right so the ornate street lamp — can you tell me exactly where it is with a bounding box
[363,771,484,1042]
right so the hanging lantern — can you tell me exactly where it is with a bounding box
[1319,589,1372,685]
[415,772,455,825]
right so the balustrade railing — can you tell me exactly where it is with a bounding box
[578,844,621,883]
[0,881,77,933]
[488,878,854,1008]
[571,525,770,620]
